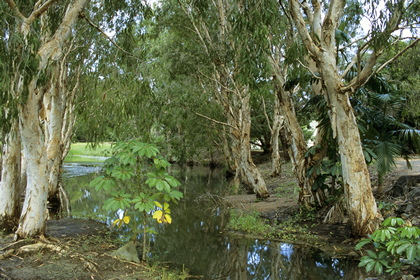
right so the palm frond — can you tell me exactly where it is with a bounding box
[392,126,420,153]
[373,140,401,175]
[392,125,420,141]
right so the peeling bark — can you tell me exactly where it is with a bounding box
[270,96,284,177]
[0,120,21,232]
[10,0,90,239]
[232,92,269,198]
[288,0,384,236]
[270,59,324,208]
[327,87,382,235]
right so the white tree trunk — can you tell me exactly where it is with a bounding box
[0,120,21,231]
[270,94,284,177]
[16,87,50,237]
[233,93,269,198]
[179,0,270,199]
[318,1,382,235]
[288,0,384,236]
[45,52,79,217]
[11,0,89,238]
[326,85,382,235]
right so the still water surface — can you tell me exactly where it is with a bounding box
[62,162,366,279]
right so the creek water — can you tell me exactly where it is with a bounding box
[62,161,366,280]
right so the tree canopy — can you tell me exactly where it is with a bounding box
[0,0,419,238]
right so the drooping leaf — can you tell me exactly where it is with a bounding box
[355,238,372,250]
[164,175,181,187]
[359,256,374,267]
[89,176,116,191]
[111,166,134,181]
[405,244,417,261]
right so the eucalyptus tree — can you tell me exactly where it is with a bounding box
[0,0,151,238]
[237,0,328,207]
[0,7,20,231]
[0,0,89,238]
[287,0,419,236]
[139,13,224,163]
[249,83,284,177]
[73,5,163,144]
[0,121,20,231]
[267,22,329,207]
[72,4,222,165]
[161,0,275,198]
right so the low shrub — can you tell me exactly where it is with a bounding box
[356,217,420,275]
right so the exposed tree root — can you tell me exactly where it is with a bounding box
[0,239,27,252]
[0,237,102,277]
[0,249,14,260]
[0,268,12,280]
[17,241,67,254]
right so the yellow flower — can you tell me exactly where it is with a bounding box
[153,202,172,224]
[112,215,131,228]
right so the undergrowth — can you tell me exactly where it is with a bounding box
[227,209,318,243]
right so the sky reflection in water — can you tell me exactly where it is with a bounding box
[62,163,365,280]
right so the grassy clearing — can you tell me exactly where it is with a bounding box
[64,142,112,162]
[67,142,112,156]
[227,210,274,237]
[227,209,318,243]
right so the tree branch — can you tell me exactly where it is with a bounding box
[82,14,140,59]
[289,0,321,59]
[372,38,419,76]
[341,43,369,78]
[38,0,89,69]
[309,0,321,39]
[191,110,235,130]
[344,0,405,91]
[297,59,321,79]
[301,0,314,26]
[29,0,57,21]
[321,0,345,50]
[3,0,25,19]
[262,98,272,133]
[177,0,211,55]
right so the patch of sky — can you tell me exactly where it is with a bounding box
[278,243,294,260]
[316,261,328,268]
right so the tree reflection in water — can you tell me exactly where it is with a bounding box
[63,164,366,279]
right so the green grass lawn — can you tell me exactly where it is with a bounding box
[64,142,112,162]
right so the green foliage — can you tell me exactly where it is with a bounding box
[356,217,420,275]
[353,72,420,185]
[377,201,397,214]
[227,208,319,244]
[89,140,183,259]
[227,210,273,237]
[305,144,343,197]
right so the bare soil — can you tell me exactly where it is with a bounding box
[0,219,156,280]
[1,157,419,280]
